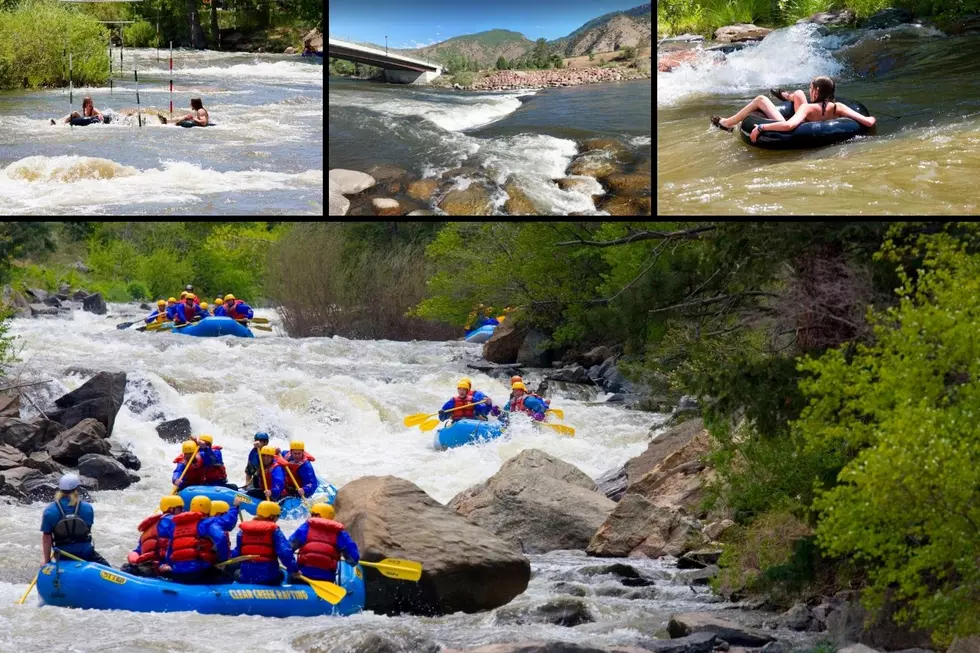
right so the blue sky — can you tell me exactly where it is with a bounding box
[327,0,648,49]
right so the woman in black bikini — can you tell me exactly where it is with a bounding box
[710,76,876,143]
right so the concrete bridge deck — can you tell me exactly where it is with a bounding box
[327,38,443,84]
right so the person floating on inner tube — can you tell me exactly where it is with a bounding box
[244,445,287,501]
[173,294,208,325]
[176,97,210,127]
[191,434,236,489]
[280,440,318,499]
[438,377,497,422]
[244,432,281,489]
[172,440,208,489]
[122,495,184,578]
[232,501,299,586]
[51,96,105,125]
[40,474,111,567]
[144,298,169,324]
[710,76,876,142]
[288,503,360,584]
[217,294,254,321]
[503,381,549,422]
[157,495,231,584]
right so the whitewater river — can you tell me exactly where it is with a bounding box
[0,306,802,652]
[0,49,323,215]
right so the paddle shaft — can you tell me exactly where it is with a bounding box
[171,443,200,494]
[282,463,310,507]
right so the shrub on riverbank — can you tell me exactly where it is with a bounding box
[0,0,108,90]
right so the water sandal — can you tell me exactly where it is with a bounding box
[710,116,734,133]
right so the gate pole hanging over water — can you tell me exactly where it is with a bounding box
[169,41,173,117]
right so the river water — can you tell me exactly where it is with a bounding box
[658,23,980,214]
[0,306,822,652]
[0,49,323,215]
[329,77,652,215]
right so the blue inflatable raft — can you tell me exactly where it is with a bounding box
[434,418,506,450]
[173,316,253,338]
[463,324,497,343]
[179,476,337,520]
[36,559,365,617]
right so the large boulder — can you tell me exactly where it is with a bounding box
[0,392,19,418]
[0,443,29,471]
[108,440,141,471]
[587,494,698,558]
[825,590,934,650]
[483,319,528,364]
[82,291,106,315]
[49,371,126,435]
[713,23,772,43]
[443,644,651,653]
[334,475,530,616]
[77,453,139,490]
[0,417,44,453]
[44,418,110,465]
[31,418,67,450]
[495,596,595,627]
[156,417,191,443]
[29,303,59,316]
[2,284,33,318]
[517,329,553,367]
[948,637,980,653]
[0,444,63,476]
[449,449,616,553]
[667,612,774,646]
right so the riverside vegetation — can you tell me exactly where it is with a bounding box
[3,221,979,647]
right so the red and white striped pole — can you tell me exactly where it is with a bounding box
[169,41,173,117]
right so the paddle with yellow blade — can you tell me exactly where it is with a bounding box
[360,558,423,582]
[171,442,200,494]
[537,421,575,437]
[404,399,489,433]
[17,547,111,603]
[280,565,346,604]
[145,320,174,331]
[547,408,565,420]
[216,554,257,569]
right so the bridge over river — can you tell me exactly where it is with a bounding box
[327,38,443,84]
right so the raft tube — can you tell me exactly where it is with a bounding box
[69,116,111,126]
[463,324,497,343]
[172,316,253,338]
[739,97,872,150]
[179,476,337,520]
[37,559,365,617]
[434,418,506,450]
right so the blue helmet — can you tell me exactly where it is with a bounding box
[254,432,270,442]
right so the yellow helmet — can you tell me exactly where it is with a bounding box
[289,440,304,451]
[180,291,188,299]
[210,500,230,516]
[168,297,177,304]
[200,302,209,310]
[457,377,472,390]
[189,495,212,514]
[214,297,223,305]
[512,381,527,391]
[157,299,166,306]
[256,501,280,518]
[159,496,184,512]
[181,441,197,455]
[224,294,236,301]
[197,434,213,445]
[260,445,278,457]
[311,503,335,519]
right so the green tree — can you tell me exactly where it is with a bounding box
[549,53,563,68]
[0,222,55,282]
[496,56,508,70]
[532,37,549,68]
[588,49,594,61]
[798,226,980,645]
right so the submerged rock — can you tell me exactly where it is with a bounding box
[598,194,651,215]
[438,184,493,215]
[372,197,401,216]
[407,179,439,201]
[503,181,538,215]
[603,172,651,194]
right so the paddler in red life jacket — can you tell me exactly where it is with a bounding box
[232,501,299,586]
[288,503,359,583]
[121,495,184,577]
[172,440,208,489]
[157,495,231,584]
[190,434,236,489]
[437,377,497,423]
[144,298,169,324]
[504,381,549,421]
[244,445,287,501]
[280,440,318,498]
[216,293,254,321]
[173,294,207,326]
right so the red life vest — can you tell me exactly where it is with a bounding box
[172,454,208,485]
[225,300,247,320]
[168,511,217,564]
[297,518,343,572]
[257,455,286,493]
[131,513,170,565]
[202,445,228,483]
[451,391,476,419]
[280,451,315,478]
[238,520,278,563]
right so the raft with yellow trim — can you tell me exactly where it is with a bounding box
[36,559,365,617]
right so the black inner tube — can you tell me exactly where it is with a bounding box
[739,97,872,150]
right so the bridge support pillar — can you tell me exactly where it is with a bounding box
[383,69,441,85]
